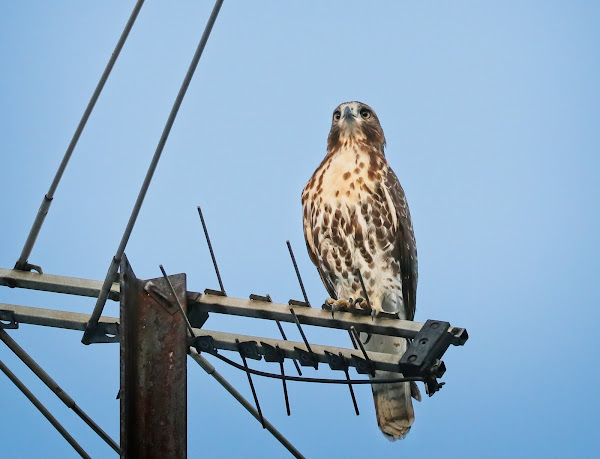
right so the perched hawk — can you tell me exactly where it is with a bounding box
[302,101,420,440]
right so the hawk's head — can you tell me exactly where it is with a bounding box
[327,101,386,154]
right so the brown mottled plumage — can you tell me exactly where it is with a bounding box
[302,101,420,440]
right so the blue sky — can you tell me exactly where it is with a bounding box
[1,1,599,457]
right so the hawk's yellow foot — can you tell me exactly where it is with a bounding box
[322,298,350,312]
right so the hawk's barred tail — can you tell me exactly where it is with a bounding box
[366,334,420,440]
[372,374,414,440]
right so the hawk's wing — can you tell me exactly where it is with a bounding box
[302,192,337,300]
[306,241,337,300]
[385,169,418,321]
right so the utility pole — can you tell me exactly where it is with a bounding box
[120,257,187,458]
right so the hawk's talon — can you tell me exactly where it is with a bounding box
[348,299,356,313]
[322,298,350,312]
[352,298,372,316]
[322,298,335,311]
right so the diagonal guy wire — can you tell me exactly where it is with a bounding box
[14,0,146,273]
[0,330,120,453]
[82,0,225,344]
[189,349,305,459]
[0,359,92,459]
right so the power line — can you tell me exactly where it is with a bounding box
[207,351,425,386]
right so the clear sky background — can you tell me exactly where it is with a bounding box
[1,1,599,458]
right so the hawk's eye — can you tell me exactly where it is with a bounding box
[333,110,341,121]
[360,108,372,119]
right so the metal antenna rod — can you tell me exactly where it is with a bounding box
[0,359,91,459]
[189,349,305,458]
[350,326,373,366]
[289,308,314,355]
[355,269,372,309]
[278,351,291,416]
[289,308,318,369]
[14,0,146,273]
[197,206,226,294]
[286,240,310,306]
[0,330,120,454]
[82,0,225,344]
[347,329,359,350]
[236,339,265,429]
[159,264,195,337]
[341,354,360,416]
[276,320,302,376]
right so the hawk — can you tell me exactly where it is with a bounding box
[302,101,420,440]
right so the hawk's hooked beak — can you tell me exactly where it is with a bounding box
[342,106,355,123]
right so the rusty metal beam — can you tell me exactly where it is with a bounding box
[120,256,187,458]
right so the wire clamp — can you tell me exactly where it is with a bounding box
[191,335,218,355]
[0,310,18,329]
[350,354,375,376]
[237,340,262,361]
[261,342,284,363]
[294,347,319,369]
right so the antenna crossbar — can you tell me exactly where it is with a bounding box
[0,267,467,346]
[1,302,416,374]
